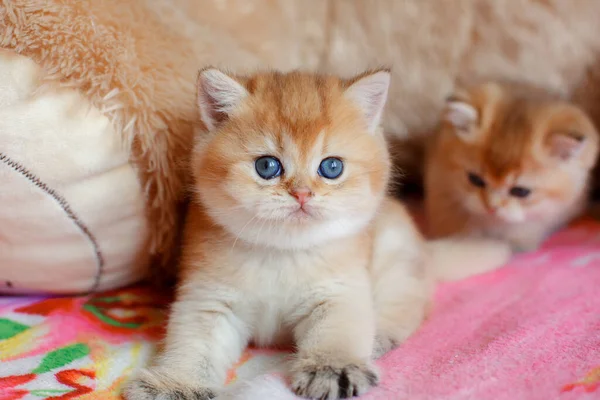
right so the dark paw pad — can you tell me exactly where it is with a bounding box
[292,362,378,399]
[167,388,215,400]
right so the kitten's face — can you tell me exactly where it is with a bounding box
[437,83,599,225]
[456,157,574,224]
[192,69,391,249]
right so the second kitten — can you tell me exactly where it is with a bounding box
[425,82,599,251]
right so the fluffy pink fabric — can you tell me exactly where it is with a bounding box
[367,218,600,400]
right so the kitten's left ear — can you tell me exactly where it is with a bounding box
[197,67,249,131]
[344,69,391,134]
[441,92,479,141]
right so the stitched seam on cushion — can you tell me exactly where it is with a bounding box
[0,152,105,293]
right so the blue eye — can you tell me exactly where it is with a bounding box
[318,157,344,179]
[255,156,282,180]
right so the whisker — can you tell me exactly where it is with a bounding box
[231,215,258,252]
[254,217,269,245]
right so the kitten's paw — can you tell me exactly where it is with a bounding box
[509,233,545,253]
[372,335,398,359]
[291,359,378,399]
[123,368,216,400]
[511,240,540,253]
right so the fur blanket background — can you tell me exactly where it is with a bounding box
[2,0,600,279]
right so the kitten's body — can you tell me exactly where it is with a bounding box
[425,82,599,252]
[125,70,510,400]
[177,195,427,365]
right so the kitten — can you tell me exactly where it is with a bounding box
[425,82,600,252]
[125,69,511,400]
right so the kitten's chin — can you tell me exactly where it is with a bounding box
[287,208,314,222]
[494,208,526,224]
[212,210,373,250]
[497,215,526,224]
[463,201,526,225]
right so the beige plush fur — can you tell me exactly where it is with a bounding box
[3,0,600,281]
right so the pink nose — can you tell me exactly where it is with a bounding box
[291,188,312,205]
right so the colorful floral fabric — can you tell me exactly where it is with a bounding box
[0,288,167,399]
[0,284,290,399]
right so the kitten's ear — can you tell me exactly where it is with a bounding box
[544,106,599,163]
[442,94,479,141]
[546,131,587,161]
[344,69,391,134]
[197,67,248,131]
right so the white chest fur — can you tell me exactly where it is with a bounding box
[190,237,370,348]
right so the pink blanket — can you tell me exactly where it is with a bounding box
[368,220,600,400]
[1,219,599,399]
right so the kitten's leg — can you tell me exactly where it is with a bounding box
[372,281,430,359]
[370,253,430,358]
[291,285,378,400]
[124,286,248,400]
[370,198,431,359]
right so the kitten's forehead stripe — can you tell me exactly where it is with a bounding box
[246,71,341,157]
[482,98,533,178]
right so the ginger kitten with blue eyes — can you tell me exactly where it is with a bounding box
[425,82,600,252]
[125,69,511,400]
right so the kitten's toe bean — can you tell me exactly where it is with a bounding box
[291,361,378,399]
[123,368,216,400]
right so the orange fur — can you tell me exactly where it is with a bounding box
[192,68,392,243]
[425,82,600,251]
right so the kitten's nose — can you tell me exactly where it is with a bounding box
[485,195,502,215]
[291,188,312,205]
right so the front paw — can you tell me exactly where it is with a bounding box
[291,359,378,399]
[123,368,216,400]
[508,232,546,253]
[511,239,541,253]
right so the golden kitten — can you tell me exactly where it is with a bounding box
[425,82,600,252]
[125,69,511,400]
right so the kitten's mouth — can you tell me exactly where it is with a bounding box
[289,206,313,219]
[292,207,310,216]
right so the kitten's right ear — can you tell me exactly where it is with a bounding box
[546,131,587,161]
[197,67,248,131]
[442,94,479,142]
[344,69,391,134]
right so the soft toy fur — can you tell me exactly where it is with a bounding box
[3,0,600,284]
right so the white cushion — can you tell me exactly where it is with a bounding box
[0,49,149,294]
